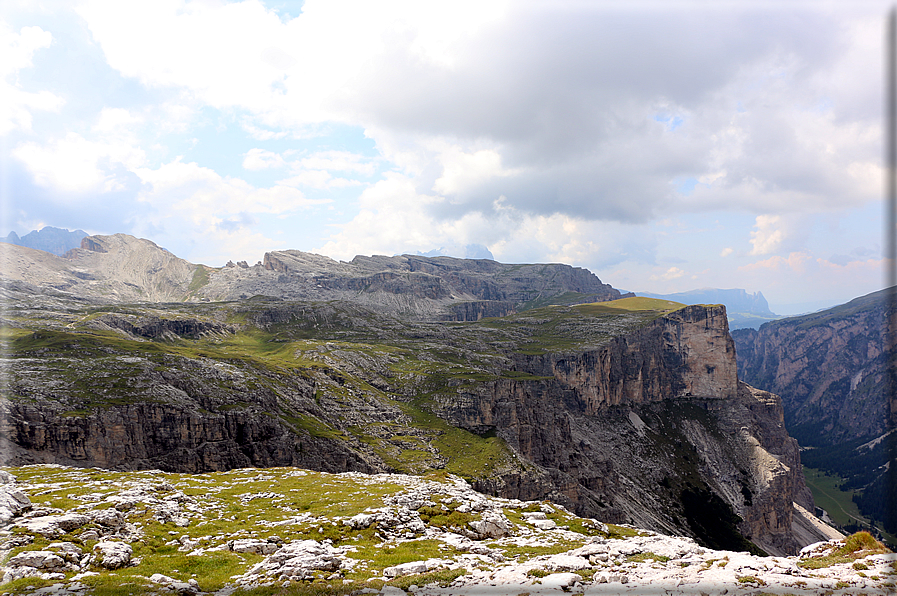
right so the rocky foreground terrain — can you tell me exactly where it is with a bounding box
[0,232,862,568]
[0,465,890,596]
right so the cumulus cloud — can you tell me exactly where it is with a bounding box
[134,159,327,224]
[243,148,286,171]
[748,215,784,256]
[263,150,377,189]
[315,173,657,271]
[739,251,811,274]
[73,1,884,233]
[13,131,146,195]
[0,22,64,135]
[650,267,686,281]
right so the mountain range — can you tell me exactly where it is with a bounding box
[635,288,780,330]
[732,288,896,537]
[1,226,87,256]
[0,232,846,557]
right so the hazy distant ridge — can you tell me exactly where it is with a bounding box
[1,226,87,257]
[635,288,774,315]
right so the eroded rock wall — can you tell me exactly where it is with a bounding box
[431,306,817,555]
[732,289,893,444]
[2,303,825,554]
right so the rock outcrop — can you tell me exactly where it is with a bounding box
[1,233,627,320]
[732,287,894,445]
[0,466,885,594]
[2,296,830,555]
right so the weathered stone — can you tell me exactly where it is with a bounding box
[383,560,428,578]
[229,538,278,555]
[467,510,510,539]
[538,572,582,589]
[16,514,89,537]
[0,471,31,524]
[93,541,132,569]
[543,554,591,571]
[237,539,342,582]
[90,509,124,530]
[7,551,65,569]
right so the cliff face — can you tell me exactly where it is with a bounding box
[732,288,893,445]
[246,250,625,317]
[536,305,736,412]
[430,306,814,555]
[2,299,828,555]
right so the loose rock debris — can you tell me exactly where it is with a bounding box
[0,464,893,595]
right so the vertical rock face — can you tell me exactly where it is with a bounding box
[527,305,736,412]
[2,299,825,555]
[433,305,821,555]
[732,288,893,444]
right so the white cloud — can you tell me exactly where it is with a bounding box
[432,147,517,196]
[297,151,375,176]
[650,267,686,281]
[134,159,326,224]
[315,172,657,271]
[73,1,886,232]
[748,214,784,256]
[0,22,64,135]
[267,150,376,189]
[76,0,510,131]
[13,131,146,194]
[720,247,734,257]
[243,148,286,170]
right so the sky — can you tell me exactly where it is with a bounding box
[0,0,890,314]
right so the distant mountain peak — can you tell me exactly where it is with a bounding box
[1,226,88,257]
[415,244,495,260]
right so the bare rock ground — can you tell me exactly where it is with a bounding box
[0,465,892,596]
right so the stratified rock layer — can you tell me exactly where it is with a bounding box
[1,233,626,320]
[2,300,828,555]
[732,287,894,444]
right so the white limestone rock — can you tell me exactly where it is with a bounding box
[229,538,279,555]
[0,471,31,524]
[538,572,581,589]
[238,539,343,583]
[542,554,591,571]
[467,510,511,539]
[383,560,429,578]
[93,541,132,569]
[16,513,89,537]
[6,551,66,570]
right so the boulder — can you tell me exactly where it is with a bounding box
[6,551,65,570]
[240,539,342,582]
[229,538,278,555]
[383,560,428,578]
[0,471,31,523]
[16,513,89,537]
[538,572,582,589]
[93,541,132,569]
[467,510,510,539]
[543,554,591,571]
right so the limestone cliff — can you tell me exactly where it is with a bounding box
[732,287,893,445]
[429,306,818,555]
[1,298,831,555]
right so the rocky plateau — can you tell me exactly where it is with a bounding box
[0,231,870,591]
